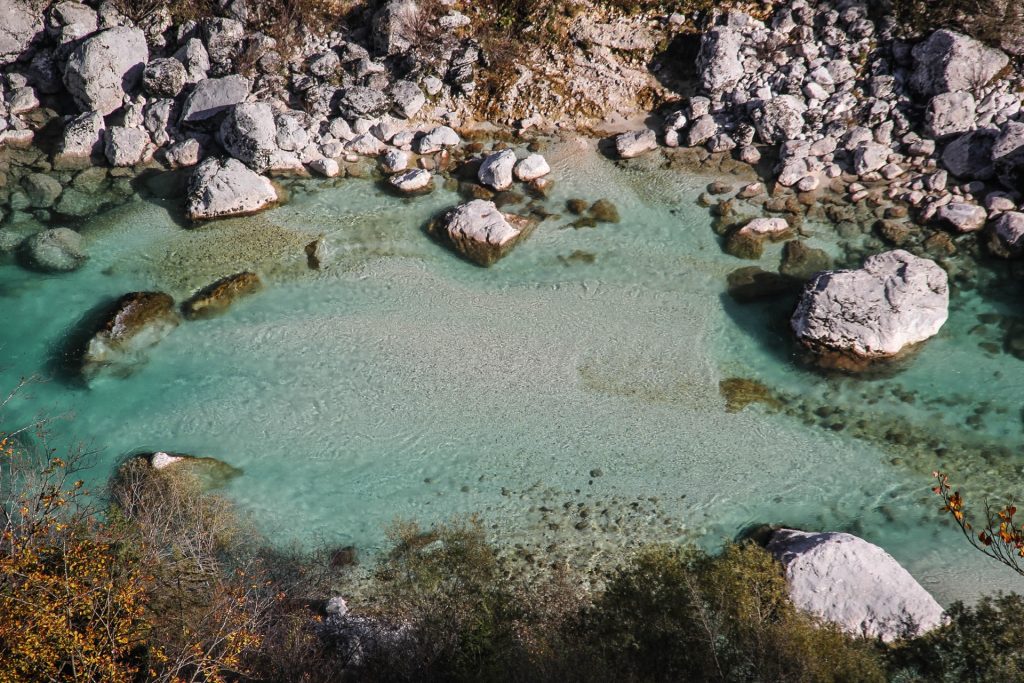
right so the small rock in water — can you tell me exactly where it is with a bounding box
[19,228,87,273]
[428,199,536,266]
[614,129,657,159]
[389,168,434,195]
[181,272,263,320]
[589,199,619,223]
[81,292,180,383]
[478,149,517,191]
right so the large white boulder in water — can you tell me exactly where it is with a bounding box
[429,199,535,266]
[791,250,948,370]
[63,27,148,115]
[767,529,945,642]
[186,157,278,220]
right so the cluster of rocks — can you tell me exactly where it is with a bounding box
[617,2,1024,261]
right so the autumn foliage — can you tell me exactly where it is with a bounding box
[933,471,1024,576]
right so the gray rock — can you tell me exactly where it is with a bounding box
[345,133,387,156]
[768,529,944,641]
[686,115,719,147]
[380,149,408,173]
[104,126,151,167]
[186,157,278,220]
[388,168,433,194]
[202,17,244,68]
[173,38,210,85]
[371,0,418,56]
[19,228,87,272]
[143,98,176,146]
[47,2,97,44]
[389,80,425,119]
[53,112,105,169]
[275,110,310,152]
[429,199,535,266]
[0,0,44,63]
[337,86,390,120]
[6,86,38,115]
[911,29,1009,97]
[753,95,806,144]
[180,75,250,125]
[992,121,1024,190]
[143,58,187,98]
[993,211,1024,256]
[942,128,998,179]
[791,249,949,368]
[513,154,550,181]
[308,50,340,78]
[309,157,340,177]
[63,27,148,115]
[853,141,890,175]
[219,102,277,171]
[414,125,459,154]
[22,173,62,208]
[698,27,744,94]
[937,201,987,232]
[616,129,658,158]
[163,138,202,168]
[924,91,976,139]
[478,149,516,191]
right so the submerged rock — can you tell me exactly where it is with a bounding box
[719,377,782,412]
[141,451,243,489]
[182,272,263,319]
[81,292,180,382]
[726,267,800,303]
[779,240,833,281]
[791,250,949,370]
[19,228,87,272]
[767,529,945,642]
[428,199,536,266]
[186,157,278,220]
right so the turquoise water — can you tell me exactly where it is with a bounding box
[1,138,1022,604]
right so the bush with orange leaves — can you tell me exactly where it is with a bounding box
[933,471,1024,577]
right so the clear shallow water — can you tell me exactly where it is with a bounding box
[1,138,1022,605]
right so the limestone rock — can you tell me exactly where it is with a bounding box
[0,0,44,63]
[388,168,433,194]
[992,211,1024,256]
[182,272,263,319]
[791,250,949,369]
[937,202,986,232]
[47,2,97,44]
[142,57,187,98]
[428,199,535,266]
[219,102,277,172]
[337,86,390,120]
[414,126,459,154]
[478,149,516,191]
[104,126,152,167]
[63,27,148,115]
[942,128,998,179]
[19,228,86,272]
[698,27,745,94]
[514,154,550,182]
[853,141,890,175]
[390,80,425,119]
[81,292,180,383]
[924,91,976,138]
[615,129,657,158]
[911,29,1009,97]
[186,157,278,220]
[768,529,944,641]
[22,173,62,208]
[179,75,250,125]
[753,95,807,144]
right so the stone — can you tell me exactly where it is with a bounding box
[380,148,408,174]
[142,58,187,98]
[992,121,1024,190]
[142,452,242,488]
[53,112,105,169]
[275,111,310,152]
[698,27,744,94]
[768,529,944,641]
[186,157,278,220]
[791,250,949,369]
[388,168,433,194]
[615,129,658,158]
[6,86,38,115]
[727,267,801,302]
[19,228,86,272]
[308,50,340,78]
[911,29,1010,97]
[63,27,148,115]
[738,217,791,239]
[779,240,832,280]
[346,133,388,156]
[144,98,176,146]
[103,127,151,167]
[173,38,210,85]
[80,292,180,383]
[309,158,340,177]
[414,126,459,154]
[219,102,277,172]
[179,75,250,125]
[513,154,550,182]
[164,138,202,168]
[924,91,976,139]
[992,211,1024,256]
[22,173,62,208]
[428,199,535,266]
[182,272,263,319]
[753,95,807,144]
[0,0,44,63]
[853,142,890,175]
[478,149,517,191]
[371,0,418,56]
[685,115,717,147]
[389,80,425,119]
[942,128,998,179]
[589,199,619,223]
[937,201,987,232]
[337,86,390,120]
